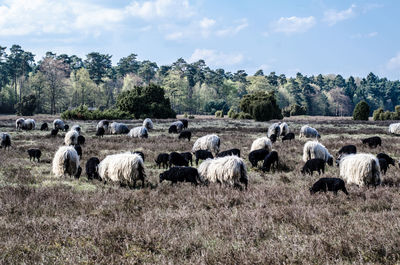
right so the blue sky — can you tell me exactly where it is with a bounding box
[0,0,399,79]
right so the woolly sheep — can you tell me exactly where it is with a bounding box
[96,127,105,137]
[97,120,110,131]
[279,122,289,137]
[303,141,333,166]
[172,121,184,133]
[0,133,11,150]
[192,134,220,155]
[110,122,129,134]
[299,125,320,139]
[250,137,272,152]
[52,146,80,177]
[143,118,154,130]
[268,123,281,137]
[53,119,65,130]
[16,118,25,130]
[128,126,148,138]
[71,125,81,134]
[339,153,381,187]
[24,119,36,130]
[198,155,248,190]
[389,123,400,135]
[40,123,48,131]
[65,130,79,146]
[98,153,146,188]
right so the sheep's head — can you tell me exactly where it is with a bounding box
[327,156,333,166]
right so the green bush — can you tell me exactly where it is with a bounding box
[15,94,36,116]
[237,112,252,119]
[373,107,384,121]
[215,110,224,118]
[61,105,132,120]
[290,104,307,116]
[353,101,370,121]
[227,108,236,118]
[183,112,188,118]
[239,90,282,121]
[383,110,393,120]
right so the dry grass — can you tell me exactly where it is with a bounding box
[1,115,400,264]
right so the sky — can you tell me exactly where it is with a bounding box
[0,0,400,79]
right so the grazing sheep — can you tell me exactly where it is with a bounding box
[301,158,325,176]
[143,118,154,130]
[17,118,35,131]
[303,141,333,166]
[98,153,146,188]
[378,158,388,175]
[51,128,59,137]
[269,134,277,143]
[362,136,381,148]
[179,119,188,129]
[310,178,348,195]
[0,133,11,150]
[16,118,25,130]
[282,132,295,142]
[159,167,199,185]
[27,149,41,162]
[299,125,321,139]
[77,135,85,145]
[132,151,145,162]
[169,152,189,167]
[168,125,178,134]
[155,153,169,169]
[194,150,214,166]
[64,124,69,132]
[248,149,269,167]
[262,151,279,172]
[97,120,110,131]
[198,155,248,190]
[85,157,100,180]
[74,145,82,158]
[192,134,220,155]
[388,123,400,135]
[250,137,272,152]
[40,123,48,131]
[96,127,105,137]
[52,146,80,177]
[178,131,191,141]
[129,126,148,138]
[172,121,184,133]
[377,153,395,167]
[279,122,289,137]
[75,166,82,179]
[268,123,281,137]
[64,130,79,146]
[53,119,65,130]
[338,153,381,187]
[180,152,193,166]
[338,145,357,155]
[71,125,81,134]
[216,148,240,158]
[110,122,129,135]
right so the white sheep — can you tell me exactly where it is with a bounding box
[250,137,272,152]
[98,153,146,188]
[302,141,333,165]
[16,118,25,130]
[279,122,289,137]
[52,146,80,177]
[96,120,110,131]
[268,122,281,137]
[129,126,148,138]
[110,122,129,134]
[172,121,184,133]
[339,153,381,187]
[192,134,220,155]
[24,119,36,130]
[299,125,320,139]
[53,119,65,130]
[71,124,81,134]
[388,123,400,135]
[64,130,79,146]
[198,155,248,189]
[143,118,154,130]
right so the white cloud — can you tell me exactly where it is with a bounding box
[189,49,244,66]
[125,0,195,20]
[216,19,248,37]
[387,52,400,70]
[200,17,216,29]
[323,4,356,26]
[271,16,316,34]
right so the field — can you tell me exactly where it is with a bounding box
[1,115,400,264]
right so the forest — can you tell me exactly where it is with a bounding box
[1,44,399,116]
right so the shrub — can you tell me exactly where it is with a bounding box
[383,111,393,120]
[238,112,252,119]
[239,90,282,121]
[227,108,236,118]
[183,112,188,118]
[353,101,370,121]
[15,94,37,116]
[61,105,132,120]
[290,104,307,116]
[373,108,384,121]
[215,110,224,118]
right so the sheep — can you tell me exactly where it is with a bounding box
[169,152,189,167]
[96,127,105,137]
[301,158,325,176]
[51,128,59,137]
[338,153,381,187]
[64,124,69,132]
[310,178,348,195]
[52,146,80,177]
[282,132,295,142]
[378,158,388,175]
[71,125,81,134]
[17,118,35,130]
[179,119,188,129]
[299,125,320,139]
[85,157,100,180]
[155,153,169,169]
[172,121,184,133]
[269,134,277,143]
[337,145,357,155]
[198,155,248,190]
[159,167,199,185]
[268,123,281,137]
[248,149,269,167]
[376,153,395,167]
[262,151,279,172]
[279,122,289,137]
[250,137,272,152]
[132,151,145,162]
[0,133,11,150]
[53,119,65,130]
[178,131,191,141]
[143,118,154,130]
[180,152,193,166]
[216,148,240,158]
[75,166,82,179]
[77,135,85,145]
[388,123,400,135]
[98,153,146,188]
[110,122,129,134]
[74,145,82,158]
[27,149,41,162]
[97,120,110,131]
[64,130,79,146]
[40,123,48,131]
[194,150,213,166]
[361,136,381,148]
[192,134,220,155]
[129,126,148,138]
[168,125,178,134]
[303,141,333,166]
[16,118,25,130]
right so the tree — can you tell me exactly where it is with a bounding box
[334,74,346,87]
[353,101,370,120]
[345,76,357,102]
[239,90,282,121]
[15,94,36,116]
[70,68,97,107]
[116,53,140,78]
[254,69,264,76]
[0,46,8,92]
[138,60,158,85]
[84,52,112,85]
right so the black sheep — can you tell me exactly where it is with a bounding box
[1,134,11,150]
[216,148,240,158]
[362,136,382,148]
[64,124,69,132]
[159,166,199,185]
[179,119,189,129]
[40,123,48,131]
[178,131,191,141]
[74,145,82,158]
[301,158,325,176]
[77,135,85,145]
[282,132,295,142]
[169,152,189,167]
[96,127,105,137]
[378,158,388,175]
[51,128,59,137]
[74,166,82,179]
[27,148,41,162]
[248,149,269,167]
[310,178,348,195]
[133,151,145,162]
[155,153,169,169]
[180,152,193,166]
[168,125,178,134]
[262,151,279,172]
[337,144,357,155]
[377,153,395,167]
[85,157,100,180]
[269,134,277,143]
[194,150,213,166]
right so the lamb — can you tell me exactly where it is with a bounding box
[192,134,220,155]
[0,133,11,150]
[143,118,154,130]
[110,122,129,134]
[250,137,272,152]
[53,119,65,130]
[268,123,281,137]
[262,151,279,172]
[96,127,105,137]
[85,157,100,180]
[248,149,269,167]
[194,150,214,166]
[74,145,82,158]
[362,136,381,148]
[97,120,110,131]
[388,123,400,135]
[269,134,277,143]
[27,149,41,162]
[376,153,395,167]
[310,178,348,195]
[180,152,193,166]
[40,123,48,131]
[98,153,146,188]
[378,158,388,175]
[155,153,169,169]
[303,141,333,166]
[64,130,79,146]
[77,135,85,145]
[279,122,289,137]
[198,155,248,190]
[216,148,240,158]
[337,145,357,155]
[52,146,80,177]
[282,132,295,142]
[168,125,178,134]
[338,153,381,187]
[169,152,189,167]
[129,126,148,138]
[159,167,199,185]
[16,118,25,130]
[301,158,325,176]
[51,128,59,137]
[179,119,188,129]
[71,125,81,134]
[299,125,320,139]
[178,131,191,141]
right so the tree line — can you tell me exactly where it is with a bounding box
[1,44,399,116]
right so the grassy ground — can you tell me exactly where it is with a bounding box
[1,115,400,264]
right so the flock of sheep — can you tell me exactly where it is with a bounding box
[2,117,400,195]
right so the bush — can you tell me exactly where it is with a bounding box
[237,112,252,119]
[290,104,307,116]
[183,112,188,118]
[383,111,393,120]
[215,110,224,118]
[15,94,36,116]
[353,101,370,121]
[239,90,282,121]
[373,107,384,121]
[188,115,195,119]
[227,108,236,118]
[61,105,132,120]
